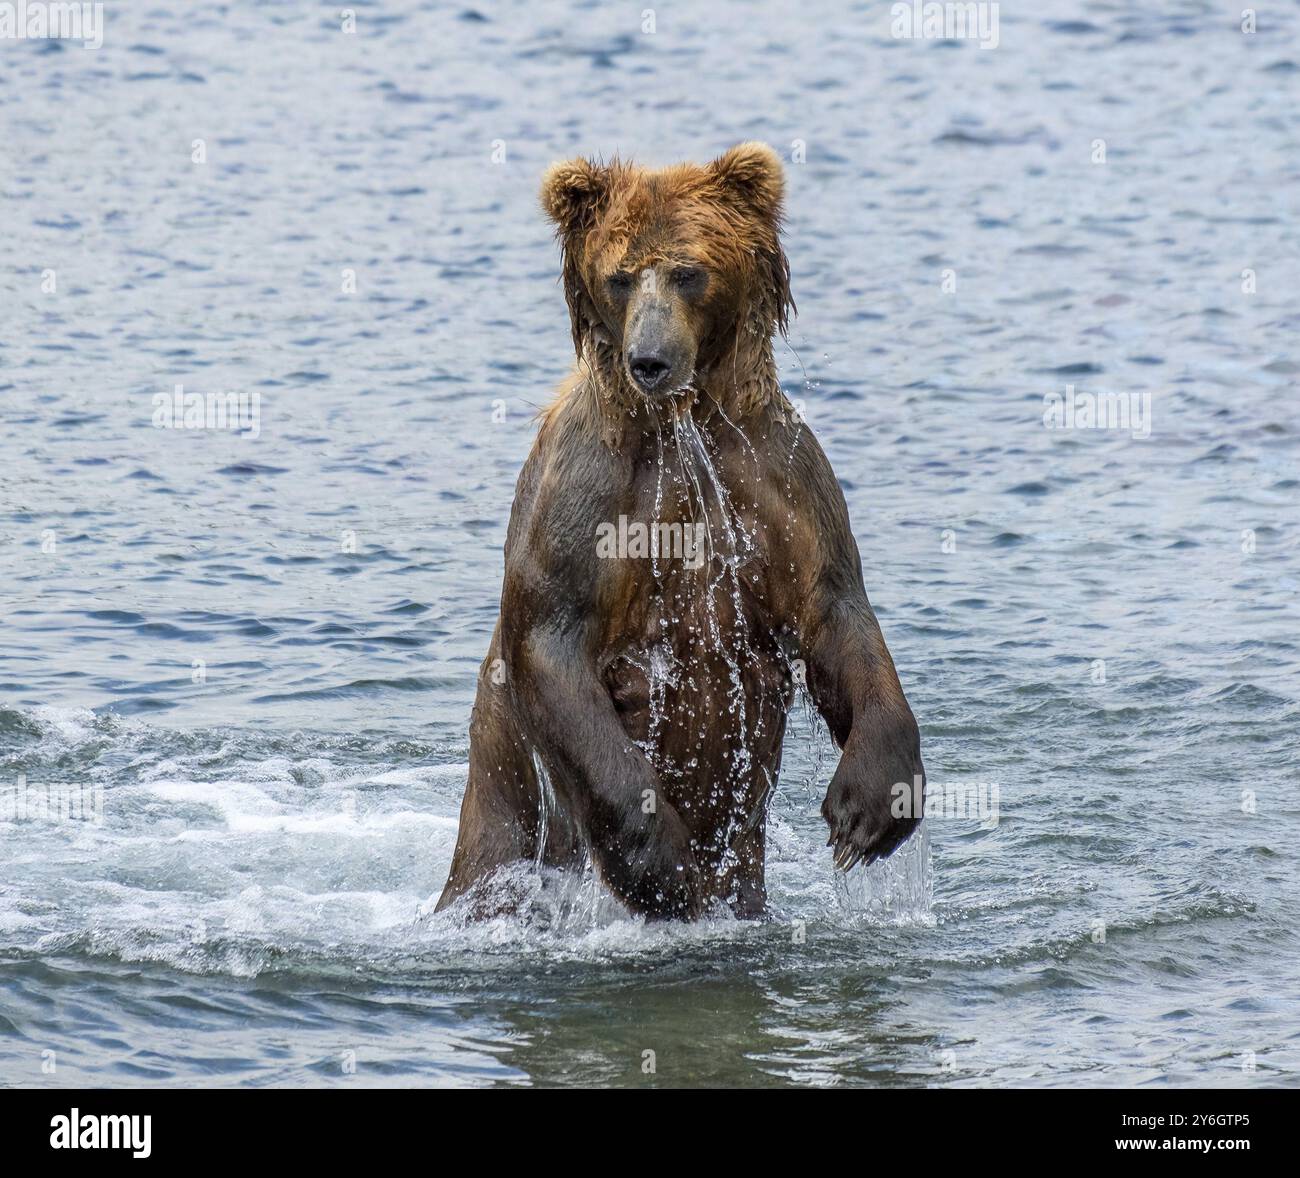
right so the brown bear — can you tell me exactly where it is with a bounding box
[436,143,924,921]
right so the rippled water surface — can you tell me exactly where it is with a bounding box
[2,1,1298,1087]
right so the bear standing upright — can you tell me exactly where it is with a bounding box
[436,143,924,920]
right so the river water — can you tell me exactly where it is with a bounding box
[1,0,1298,1086]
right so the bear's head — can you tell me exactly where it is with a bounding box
[540,142,793,414]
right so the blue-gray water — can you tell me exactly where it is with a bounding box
[2,0,1298,1087]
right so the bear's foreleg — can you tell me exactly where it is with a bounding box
[804,594,925,872]
[509,622,705,919]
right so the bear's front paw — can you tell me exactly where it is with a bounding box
[821,725,924,872]
[611,804,705,920]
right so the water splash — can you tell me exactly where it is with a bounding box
[652,401,777,866]
[531,750,556,869]
[834,821,934,926]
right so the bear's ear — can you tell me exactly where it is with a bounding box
[540,157,610,235]
[708,142,785,223]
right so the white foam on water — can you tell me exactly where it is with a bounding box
[1,699,938,977]
[28,704,102,745]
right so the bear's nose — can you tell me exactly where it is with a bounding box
[629,354,672,391]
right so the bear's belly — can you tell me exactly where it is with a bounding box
[601,601,793,862]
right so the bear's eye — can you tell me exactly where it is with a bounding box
[606,271,635,296]
[670,266,706,292]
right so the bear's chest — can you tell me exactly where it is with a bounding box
[593,439,783,645]
[592,445,796,808]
